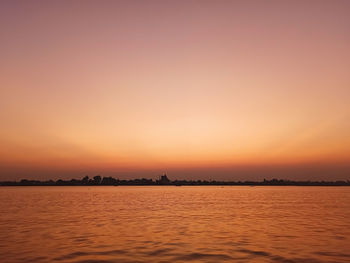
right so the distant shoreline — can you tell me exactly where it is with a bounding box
[1,175,349,186]
[1,185,349,187]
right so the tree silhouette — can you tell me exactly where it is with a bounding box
[93,175,102,185]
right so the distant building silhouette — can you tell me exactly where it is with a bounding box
[158,174,170,185]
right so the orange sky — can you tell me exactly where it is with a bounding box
[1,1,350,180]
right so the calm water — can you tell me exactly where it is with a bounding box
[0,186,349,263]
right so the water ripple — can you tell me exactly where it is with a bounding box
[1,186,349,263]
[173,252,233,261]
[54,249,127,261]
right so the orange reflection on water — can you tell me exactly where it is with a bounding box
[0,186,349,263]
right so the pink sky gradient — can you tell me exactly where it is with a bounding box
[1,1,350,180]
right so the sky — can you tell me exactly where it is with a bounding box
[0,0,350,181]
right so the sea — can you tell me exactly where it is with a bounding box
[0,186,349,263]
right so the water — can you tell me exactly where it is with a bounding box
[0,186,349,263]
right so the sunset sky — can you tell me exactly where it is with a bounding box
[1,1,349,181]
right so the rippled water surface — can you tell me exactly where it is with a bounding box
[0,186,349,263]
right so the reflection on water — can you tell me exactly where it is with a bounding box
[0,186,349,263]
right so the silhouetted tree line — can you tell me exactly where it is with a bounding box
[0,175,349,186]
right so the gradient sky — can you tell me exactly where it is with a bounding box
[1,0,350,181]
